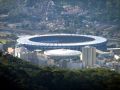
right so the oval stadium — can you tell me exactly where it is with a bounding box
[17,34,107,51]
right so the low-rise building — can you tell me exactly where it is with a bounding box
[67,61,83,69]
[7,47,14,55]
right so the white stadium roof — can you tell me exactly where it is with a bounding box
[17,34,107,46]
[44,49,81,56]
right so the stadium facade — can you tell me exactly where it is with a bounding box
[17,34,107,51]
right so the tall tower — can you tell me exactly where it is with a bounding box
[82,46,96,68]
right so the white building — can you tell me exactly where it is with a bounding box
[14,47,51,66]
[14,46,28,58]
[14,47,40,64]
[59,60,68,68]
[67,61,83,69]
[36,53,50,66]
[44,49,81,57]
[82,46,96,68]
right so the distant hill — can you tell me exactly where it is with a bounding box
[0,0,120,21]
[0,0,120,32]
[0,52,120,90]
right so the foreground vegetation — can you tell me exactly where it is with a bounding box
[0,52,120,90]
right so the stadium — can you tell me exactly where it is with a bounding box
[17,34,107,51]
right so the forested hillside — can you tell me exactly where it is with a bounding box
[0,0,120,21]
[0,0,120,32]
[0,52,120,90]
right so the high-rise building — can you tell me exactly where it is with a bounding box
[82,46,96,68]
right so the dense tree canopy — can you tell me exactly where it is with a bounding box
[0,53,120,90]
